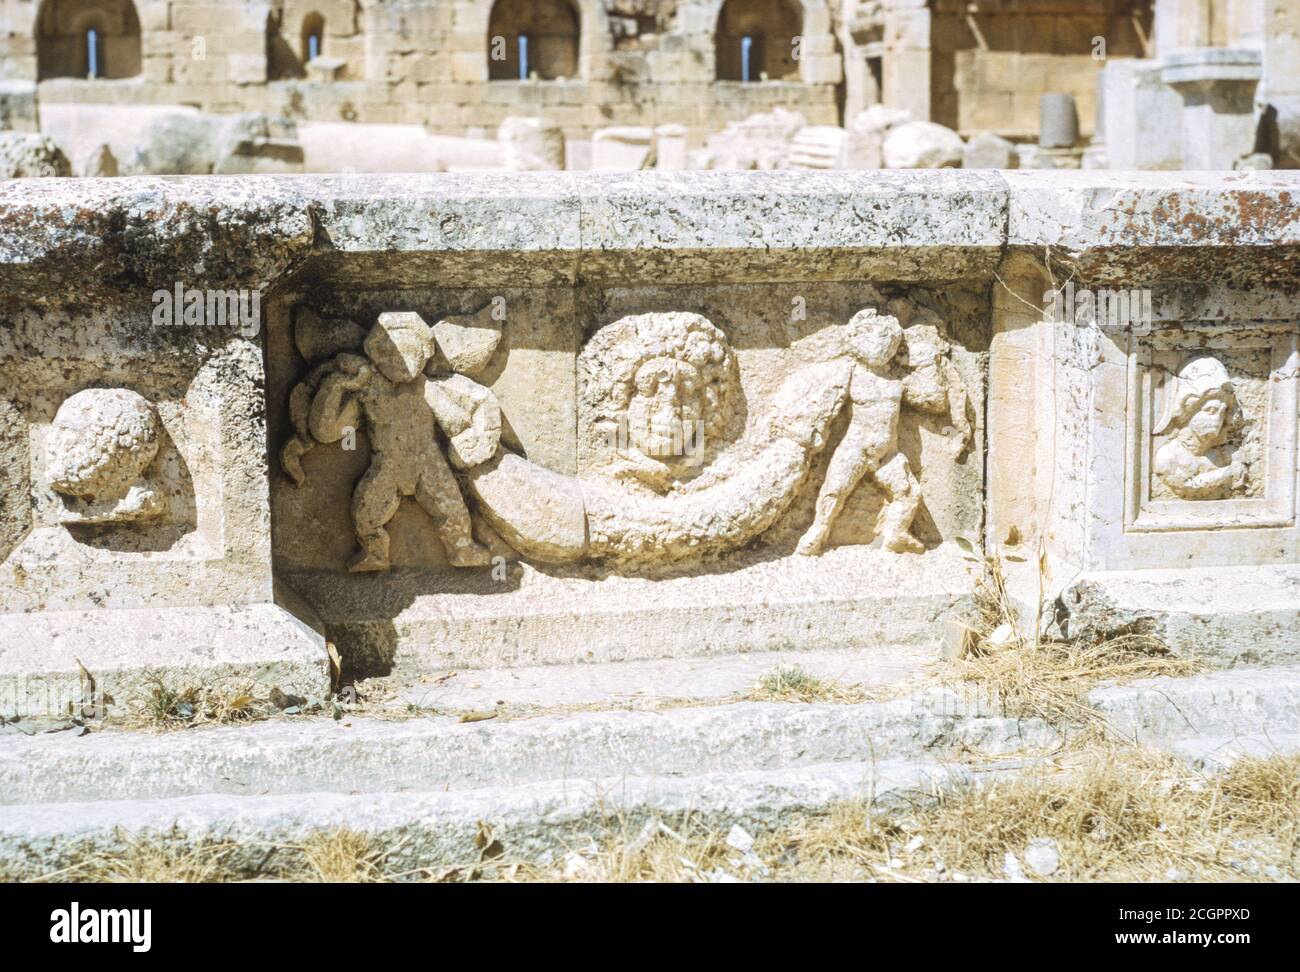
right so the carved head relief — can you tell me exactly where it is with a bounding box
[364,312,435,383]
[1152,356,1248,501]
[843,307,903,368]
[46,388,165,524]
[579,312,737,492]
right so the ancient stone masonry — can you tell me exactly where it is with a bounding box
[0,170,1297,716]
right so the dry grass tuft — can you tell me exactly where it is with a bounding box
[949,552,1199,727]
[764,749,1300,883]
[297,830,390,883]
[132,676,294,730]
[34,833,245,883]
[746,664,870,704]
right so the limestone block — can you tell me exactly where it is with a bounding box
[785,125,849,169]
[498,116,565,171]
[591,126,654,170]
[654,124,689,170]
[0,80,38,133]
[74,143,119,177]
[963,131,1018,170]
[1038,93,1080,148]
[882,121,964,169]
[0,133,71,177]
[451,50,487,83]
[1162,48,1262,170]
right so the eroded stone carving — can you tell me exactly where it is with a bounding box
[795,308,971,555]
[471,305,971,568]
[578,312,736,493]
[46,388,166,525]
[282,311,497,571]
[1153,355,1248,500]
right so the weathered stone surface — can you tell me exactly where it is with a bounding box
[0,132,70,178]
[499,116,565,172]
[1038,93,1080,149]
[0,80,38,134]
[883,121,965,169]
[0,170,1298,703]
[75,143,119,178]
[963,131,1018,169]
[591,126,654,171]
[1,664,1295,878]
[432,303,504,376]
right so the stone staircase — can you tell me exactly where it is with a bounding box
[2,652,1298,879]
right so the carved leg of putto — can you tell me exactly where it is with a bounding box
[414,456,492,567]
[348,462,402,572]
[872,452,925,553]
[796,435,877,556]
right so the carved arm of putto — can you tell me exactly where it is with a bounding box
[901,323,972,450]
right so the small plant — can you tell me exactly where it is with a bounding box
[748,664,866,703]
[142,677,200,727]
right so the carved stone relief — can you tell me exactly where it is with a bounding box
[577,312,737,493]
[795,307,971,554]
[46,388,167,525]
[282,302,973,573]
[1152,356,1248,501]
[1125,327,1297,533]
[281,311,499,572]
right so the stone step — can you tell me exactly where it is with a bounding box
[1170,732,1300,769]
[0,756,973,880]
[5,665,1299,810]
[282,545,971,676]
[3,667,1299,878]
[1088,666,1300,741]
[385,644,931,711]
[0,691,1056,806]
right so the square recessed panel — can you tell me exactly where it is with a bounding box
[1125,326,1298,533]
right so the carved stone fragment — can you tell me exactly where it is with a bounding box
[46,388,166,525]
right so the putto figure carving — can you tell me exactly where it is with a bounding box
[282,311,497,572]
[795,307,970,556]
[47,388,166,525]
[1153,355,1247,501]
[579,312,737,493]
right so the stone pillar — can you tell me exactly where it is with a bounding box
[883,0,931,121]
[1263,0,1300,168]
[1039,94,1080,149]
[1162,48,1262,168]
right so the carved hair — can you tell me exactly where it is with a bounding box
[1153,355,1241,437]
[579,312,736,452]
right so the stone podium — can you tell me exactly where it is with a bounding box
[0,170,1297,714]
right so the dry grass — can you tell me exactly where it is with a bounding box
[745,664,871,704]
[30,833,247,883]
[24,747,1298,883]
[537,748,1300,883]
[122,675,326,730]
[297,831,390,883]
[947,551,1200,728]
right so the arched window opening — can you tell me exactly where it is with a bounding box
[86,27,100,78]
[36,0,142,81]
[302,13,324,63]
[716,0,801,82]
[488,0,579,81]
